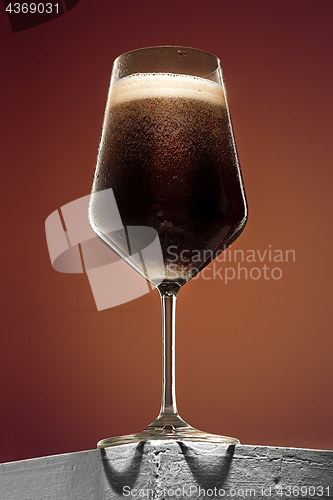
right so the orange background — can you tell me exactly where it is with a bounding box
[1,0,333,462]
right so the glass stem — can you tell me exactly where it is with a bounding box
[148,283,190,429]
[160,292,178,417]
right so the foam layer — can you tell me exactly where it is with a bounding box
[109,73,226,107]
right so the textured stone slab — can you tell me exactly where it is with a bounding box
[0,443,332,499]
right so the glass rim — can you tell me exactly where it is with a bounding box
[114,45,221,64]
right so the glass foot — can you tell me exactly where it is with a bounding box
[97,424,240,448]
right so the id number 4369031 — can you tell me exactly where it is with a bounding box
[5,3,60,14]
[274,485,330,497]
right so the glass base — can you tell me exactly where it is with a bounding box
[97,424,240,448]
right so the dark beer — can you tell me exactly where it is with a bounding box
[90,73,247,283]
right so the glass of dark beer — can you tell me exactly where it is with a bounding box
[89,46,247,447]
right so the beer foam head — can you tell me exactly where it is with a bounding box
[109,73,226,107]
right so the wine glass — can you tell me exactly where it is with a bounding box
[88,46,247,447]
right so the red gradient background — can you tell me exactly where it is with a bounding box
[1,0,333,462]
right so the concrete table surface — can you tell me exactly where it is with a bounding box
[0,442,332,499]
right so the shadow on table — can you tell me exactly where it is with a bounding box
[177,442,235,489]
[100,442,145,494]
[101,441,235,494]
